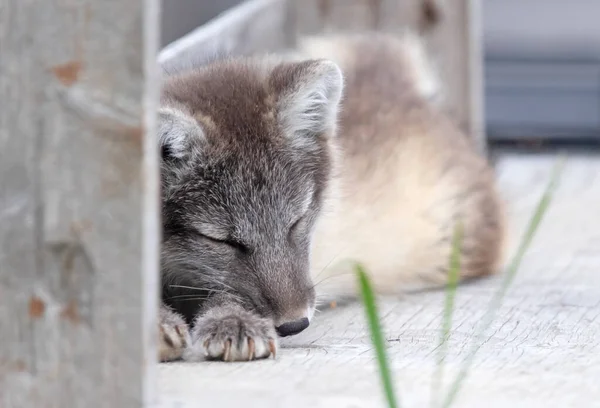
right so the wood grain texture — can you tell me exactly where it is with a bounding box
[158,153,600,407]
[0,1,161,407]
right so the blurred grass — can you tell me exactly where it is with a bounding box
[357,264,400,408]
[431,221,463,408]
[355,156,565,408]
[441,156,565,407]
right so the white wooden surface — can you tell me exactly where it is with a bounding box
[0,1,161,406]
[158,153,600,407]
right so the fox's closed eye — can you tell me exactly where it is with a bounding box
[196,231,249,254]
[290,187,316,236]
[288,214,311,241]
[289,216,304,233]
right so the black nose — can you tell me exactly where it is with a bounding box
[276,317,310,337]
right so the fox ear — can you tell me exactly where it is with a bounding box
[158,107,204,162]
[271,59,344,147]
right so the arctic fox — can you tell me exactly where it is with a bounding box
[157,33,506,362]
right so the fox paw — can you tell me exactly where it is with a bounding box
[159,304,191,362]
[189,305,277,362]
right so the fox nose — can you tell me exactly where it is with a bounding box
[275,317,310,337]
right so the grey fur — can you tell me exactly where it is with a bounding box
[188,301,278,362]
[157,56,343,362]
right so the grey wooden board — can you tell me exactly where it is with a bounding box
[0,0,161,406]
[157,153,600,408]
[161,0,245,47]
[158,0,293,74]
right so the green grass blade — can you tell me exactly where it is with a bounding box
[356,264,400,408]
[442,157,566,408]
[431,221,464,407]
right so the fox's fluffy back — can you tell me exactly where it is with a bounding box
[296,33,507,298]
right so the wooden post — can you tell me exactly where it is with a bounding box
[0,0,161,407]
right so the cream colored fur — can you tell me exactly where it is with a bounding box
[297,33,507,300]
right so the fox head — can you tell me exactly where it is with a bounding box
[158,56,343,336]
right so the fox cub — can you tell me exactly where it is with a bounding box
[156,33,506,362]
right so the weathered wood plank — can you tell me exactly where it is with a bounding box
[291,0,383,33]
[422,0,486,151]
[158,0,293,74]
[0,1,161,407]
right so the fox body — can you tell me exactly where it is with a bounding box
[157,33,506,362]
